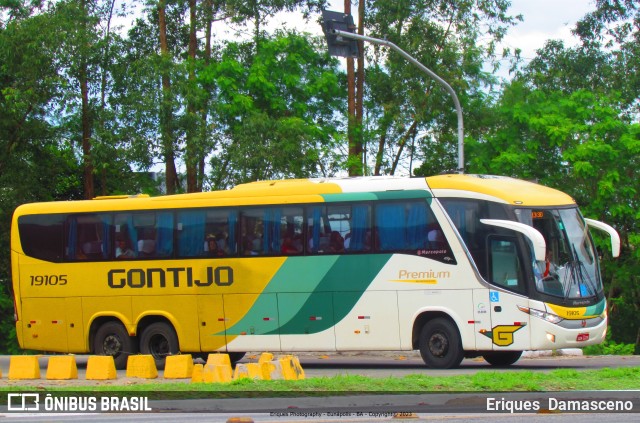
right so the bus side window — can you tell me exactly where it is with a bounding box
[376,201,429,251]
[19,214,65,262]
[66,214,110,261]
[488,236,526,294]
[204,208,237,256]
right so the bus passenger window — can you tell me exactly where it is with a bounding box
[204,209,237,256]
[66,214,111,261]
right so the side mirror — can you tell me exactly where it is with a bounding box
[480,219,546,261]
[584,218,620,258]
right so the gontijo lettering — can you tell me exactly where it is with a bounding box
[107,266,233,288]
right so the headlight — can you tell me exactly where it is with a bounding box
[517,305,564,324]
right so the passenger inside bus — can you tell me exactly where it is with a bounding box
[206,235,224,257]
[281,234,301,254]
[116,239,135,259]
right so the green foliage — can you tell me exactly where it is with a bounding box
[208,31,345,188]
[364,0,521,176]
[584,329,636,355]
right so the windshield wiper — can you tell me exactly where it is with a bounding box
[562,245,597,300]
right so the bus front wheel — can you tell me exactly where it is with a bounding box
[482,351,522,367]
[418,317,464,369]
[139,322,179,369]
[93,321,137,370]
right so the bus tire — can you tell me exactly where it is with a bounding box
[418,317,464,369]
[139,322,179,369]
[482,351,522,367]
[228,352,246,365]
[93,321,137,370]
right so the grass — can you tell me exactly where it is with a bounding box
[1,367,639,398]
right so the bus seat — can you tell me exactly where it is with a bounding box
[82,241,103,257]
[138,239,156,255]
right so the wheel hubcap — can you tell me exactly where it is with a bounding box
[103,335,122,356]
[148,334,169,358]
[429,332,449,357]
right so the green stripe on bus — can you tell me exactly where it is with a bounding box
[321,193,378,202]
[586,298,606,316]
[268,254,392,335]
[321,190,431,203]
[223,254,392,336]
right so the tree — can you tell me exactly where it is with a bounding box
[206,31,344,188]
[364,0,520,176]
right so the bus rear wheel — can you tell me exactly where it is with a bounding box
[418,317,464,369]
[139,322,179,369]
[482,351,522,367]
[228,352,246,365]
[93,321,137,370]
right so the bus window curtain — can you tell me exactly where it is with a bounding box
[99,214,111,259]
[228,211,237,254]
[407,202,428,249]
[310,206,322,253]
[262,208,281,254]
[350,205,369,251]
[67,217,77,259]
[376,203,405,251]
[126,216,139,256]
[156,212,173,256]
[178,211,205,257]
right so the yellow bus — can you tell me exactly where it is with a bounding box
[10,175,620,369]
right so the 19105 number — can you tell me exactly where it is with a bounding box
[30,275,68,286]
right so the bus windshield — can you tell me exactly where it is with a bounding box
[515,207,603,299]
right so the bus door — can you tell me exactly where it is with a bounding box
[485,236,531,351]
[197,295,227,352]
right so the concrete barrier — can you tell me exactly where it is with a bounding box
[258,352,274,364]
[260,360,283,380]
[86,356,117,380]
[206,353,231,367]
[46,356,78,380]
[203,363,233,383]
[164,354,193,379]
[233,362,264,380]
[126,355,158,379]
[8,356,41,380]
[279,355,305,380]
[191,363,204,383]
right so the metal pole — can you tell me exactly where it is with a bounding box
[332,29,465,173]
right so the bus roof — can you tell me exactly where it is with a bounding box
[13,176,430,215]
[426,174,576,207]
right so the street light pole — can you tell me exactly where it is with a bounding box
[322,13,465,174]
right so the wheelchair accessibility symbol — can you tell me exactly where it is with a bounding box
[489,291,500,302]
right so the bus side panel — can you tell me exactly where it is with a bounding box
[66,297,86,352]
[197,295,227,352]
[334,291,401,350]
[83,296,133,336]
[132,295,200,352]
[223,293,281,351]
[279,292,336,351]
[21,297,69,352]
[397,290,475,351]
[472,289,494,351]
